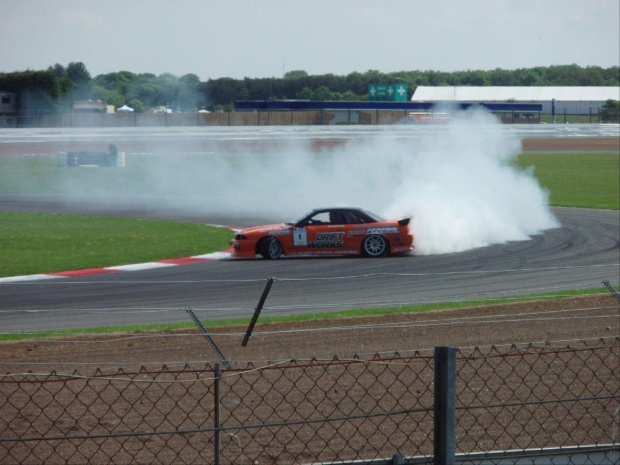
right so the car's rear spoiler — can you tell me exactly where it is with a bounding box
[398,218,411,226]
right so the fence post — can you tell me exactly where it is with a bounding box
[214,363,221,465]
[434,346,456,465]
[242,277,275,346]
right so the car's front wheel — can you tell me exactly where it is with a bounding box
[362,235,388,257]
[260,237,283,259]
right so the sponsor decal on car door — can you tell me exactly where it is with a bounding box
[308,225,346,254]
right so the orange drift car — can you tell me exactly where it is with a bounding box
[230,207,413,259]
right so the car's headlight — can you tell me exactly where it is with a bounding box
[235,234,248,240]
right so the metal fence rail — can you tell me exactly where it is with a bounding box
[1,339,618,464]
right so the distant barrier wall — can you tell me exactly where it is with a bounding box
[8,111,327,128]
[5,109,546,128]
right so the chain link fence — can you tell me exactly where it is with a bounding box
[455,340,619,464]
[1,338,618,464]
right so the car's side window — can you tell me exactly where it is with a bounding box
[308,212,330,225]
[343,210,360,224]
[329,211,345,225]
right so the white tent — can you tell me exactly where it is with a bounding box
[116,105,134,113]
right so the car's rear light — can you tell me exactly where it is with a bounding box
[235,234,247,240]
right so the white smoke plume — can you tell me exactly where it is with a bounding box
[380,110,561,254]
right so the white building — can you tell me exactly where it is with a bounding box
[412,86,619,115]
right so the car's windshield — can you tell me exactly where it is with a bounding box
[289,210,314,225]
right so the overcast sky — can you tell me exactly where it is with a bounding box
[1,1,618,80]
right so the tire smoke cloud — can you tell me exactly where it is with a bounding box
[380,110,561,254]
[158,108,558,255]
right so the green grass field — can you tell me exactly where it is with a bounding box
[0,213,233,277]
[516,153,619,210]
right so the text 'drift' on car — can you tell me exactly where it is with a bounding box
[230,207,413,259]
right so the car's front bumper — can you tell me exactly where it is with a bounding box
[229,239,257,258]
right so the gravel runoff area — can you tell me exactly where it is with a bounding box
[1,294,618,371]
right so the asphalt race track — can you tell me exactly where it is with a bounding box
[1,200,618,332]
[1,125,618,333]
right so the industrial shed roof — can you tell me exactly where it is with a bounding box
[412,86,619,102]
[235,100,542,112]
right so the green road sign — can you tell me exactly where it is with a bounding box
[368,83,408,102]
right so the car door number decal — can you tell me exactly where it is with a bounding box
[294,228,308,246]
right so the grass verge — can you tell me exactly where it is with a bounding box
[0,212,234,277]
[0,287,614,342]
[516,152,619,210]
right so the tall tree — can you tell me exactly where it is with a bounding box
[284,70,308,79]
[66,62,91,84]
[47,63,67,79]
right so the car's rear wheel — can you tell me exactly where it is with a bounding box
[260,237,283,259]
[362,235,389,257]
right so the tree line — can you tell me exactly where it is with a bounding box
[1,62,618,113]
